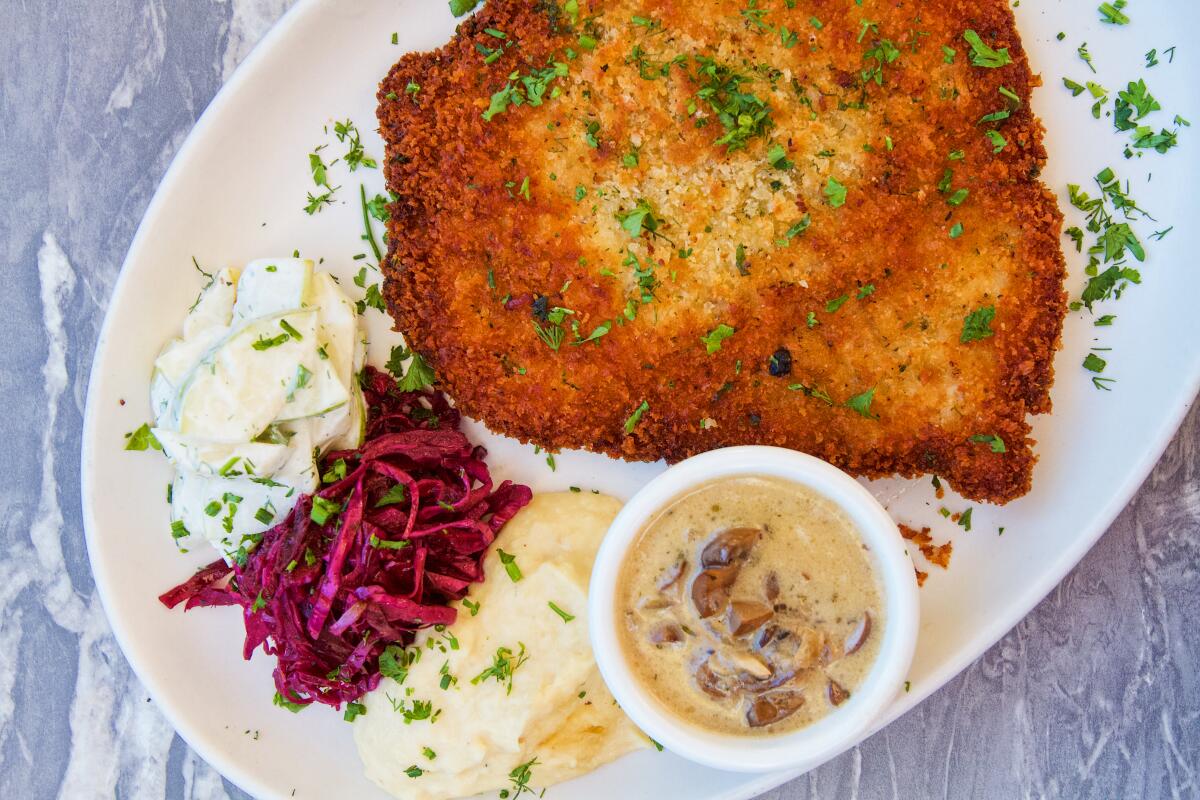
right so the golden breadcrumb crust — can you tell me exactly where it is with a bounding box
[377,0,1067,504]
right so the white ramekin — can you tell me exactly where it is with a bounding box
[588,446,919,773]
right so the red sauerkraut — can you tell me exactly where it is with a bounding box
[159,367,532,709]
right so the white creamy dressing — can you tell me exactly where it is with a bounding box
[150,258,367,558]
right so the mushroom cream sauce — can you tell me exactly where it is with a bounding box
[616,476,883,735]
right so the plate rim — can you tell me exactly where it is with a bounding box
[79,1,1200,798]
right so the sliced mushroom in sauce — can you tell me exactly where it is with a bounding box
[727,600,774,637]
[764,572,781,602]
[827,680,850,707]
[700,527,760,568]
[746,691,805,728]
[615,475,883,737]
[844,612,872,656]
[656,556,687,592]
[691,566,738,618]
[649,622,685,646]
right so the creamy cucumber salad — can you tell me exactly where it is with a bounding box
[150,258,367,559]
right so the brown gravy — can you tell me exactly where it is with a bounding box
[616,475,883,735]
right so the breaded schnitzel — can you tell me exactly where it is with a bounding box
[377,0,1066,504]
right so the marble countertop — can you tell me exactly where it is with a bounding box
[3,1,1197,798]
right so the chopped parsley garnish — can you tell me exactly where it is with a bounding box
[505,756,541,798]
[1098,1,1130,25]
[497,549,523,582]
[949,222,964,238]
[960,306,995,343]
[825,295,849,313]
[404,765,423,778]
[824,177,847,208]
[1078,42,1097,74]
[572,320,612,345]
[615,198,665,238]
[861,38,901,86]
[548,601,575,622]
[844,387,877,419]
[333,120,377,171]
[310,495,341,526]
[533,319,565,351]
[308,151,329,187]
[1083,352,1108,373]
[448,0,481,16]
[734,244,750,276]
[124,423,161,451]
[359,185,385,261]
[1067,168,1149,314]
[369,534,410,551]
[962,29,1012,68]
[387,696,437,724]
[278,318,303,341]
[777,214,812,245]
[386,345,437,391]
[252,332,290,351]
[376,484,408,508]
[701,323,736,354]
[583,119,600,148]
[273,691,308,713]
[482,62,569,121]
[321,458,347,485]
[471,643,528,695]
[379,644,420,684]
[343,701,366,722]
[789,382,833,404]
[624,399,650,434]
[969,434,1007,453]
[169,520,190,541]
[690,55,773,152]
[352,278,386,314]
[766,142,793,170]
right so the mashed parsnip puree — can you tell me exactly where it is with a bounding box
[617,476,883,735]
[355,492,647,800]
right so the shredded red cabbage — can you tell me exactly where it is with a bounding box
[159,366,532,709]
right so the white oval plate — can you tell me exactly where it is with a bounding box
[82,2,1200,799]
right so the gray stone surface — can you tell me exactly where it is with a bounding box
[2,1,1196,798]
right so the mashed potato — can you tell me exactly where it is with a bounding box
[354,492,647,800]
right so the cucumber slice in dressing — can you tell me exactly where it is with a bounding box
[231,258,313,324]
[177,310,317,443]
